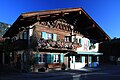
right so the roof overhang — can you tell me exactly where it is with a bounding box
[3,7,111,42]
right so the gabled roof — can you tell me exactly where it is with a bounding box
[3,7,111,42]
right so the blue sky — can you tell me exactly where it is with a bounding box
[0,0,120,39]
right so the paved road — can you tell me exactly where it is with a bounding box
[0,64,120,80]
[80,65,120,80]
[82,72,120,80]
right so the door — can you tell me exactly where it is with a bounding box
[70,56,75,69]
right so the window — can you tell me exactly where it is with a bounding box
[23,31,27,39]
[109,56,115,61]
[15,36,18,40]
[47,33,53,40]
[75,55,82,62]
[41,32,57,41]
[92,56,97,62]
[11,36,17,42]
[20,32,23,39]
[53,54,60,63]
[74,38,78,43]
[34,54,46,64]
[17,34,19,39]
[65,36,71,42]
[79,39,81,44]
[53,34,57,41]
[38,54,45,63]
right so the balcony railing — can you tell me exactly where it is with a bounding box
[37,38,81,51]
[4,39,28,50]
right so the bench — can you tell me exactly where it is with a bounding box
[48,63,63,70]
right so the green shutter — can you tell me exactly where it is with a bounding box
[51,54,54,63]
[88,40,90,48]
[60,54,64,63]
[34,54,39,64]
[42,32,47,40]
[82,56,85,63]
[53,34,57,41]
[38,54,41,62]
[46,54,51,63]
[45,54,47,63]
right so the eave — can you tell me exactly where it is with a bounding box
[3,7,111,42]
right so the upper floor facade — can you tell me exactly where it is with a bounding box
[3,8,110,52]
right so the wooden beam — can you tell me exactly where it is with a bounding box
[39,15,50,18]
[86,24,95,30]
[21,8,81,18]
[20,15,36,21]
[64,12,69,15]
[98,37,108,42]
[21,12,70,22]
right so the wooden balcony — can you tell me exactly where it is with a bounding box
[36,38,82,52]
[4,39,28,51]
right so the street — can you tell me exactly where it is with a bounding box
[0,65,120,80]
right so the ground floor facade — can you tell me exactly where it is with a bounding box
[0,50,102,72]
[65,52,101,70]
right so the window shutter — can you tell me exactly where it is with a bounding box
[88,40,90,48]
[34,54,39,64]
[60,54,64,63]
[38,54,41,62]
[53,34,57,41]
[23,31,27,39]
[82,56,85,63]
[51,54,54,63]
[42,32,47,40]
[46,54,51,63]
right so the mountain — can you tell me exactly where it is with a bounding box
[0,22,10,37]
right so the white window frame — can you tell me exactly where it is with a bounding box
[53,54,60,63]
[38,54,45,64]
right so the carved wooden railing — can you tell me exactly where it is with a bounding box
[4,39,28,50]
[37,38,82,51]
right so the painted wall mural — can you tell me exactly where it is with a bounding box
[76,37,99,52]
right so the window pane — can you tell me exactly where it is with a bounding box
[24,31,27,39]
[53,34,57,41]
[47,33,53,40]
[75,56,82,62]
[53,54,60,63]
[79,39,81,44]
